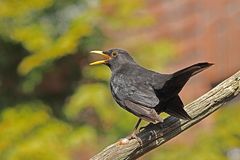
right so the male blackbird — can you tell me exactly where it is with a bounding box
[90,48,213,134]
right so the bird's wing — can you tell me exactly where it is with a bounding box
[111,73,159,108]
[129,85,159,107]
[124,100,162,123]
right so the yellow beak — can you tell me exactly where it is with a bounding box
[89,50,111,65]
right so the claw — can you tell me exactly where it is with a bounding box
[119,138,130,145]
[127,132,143,146]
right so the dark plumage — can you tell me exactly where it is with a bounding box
[90,48,213,132]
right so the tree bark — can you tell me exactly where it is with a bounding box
[91,71,240,160]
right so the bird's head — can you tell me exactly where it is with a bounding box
[89,48,135,70]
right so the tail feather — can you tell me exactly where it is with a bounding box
[165,96,192,120]
[164,62,213,96]
[173,62,214,78]
[156,62,213,120]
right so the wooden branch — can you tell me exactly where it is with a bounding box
[91,71,240,160]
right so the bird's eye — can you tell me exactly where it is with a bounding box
[111,51,118,57]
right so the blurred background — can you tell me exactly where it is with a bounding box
[0,0,240,159]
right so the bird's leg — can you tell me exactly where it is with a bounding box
[127,119,143,145]
[119,119,143,145]
[134,118,142,132]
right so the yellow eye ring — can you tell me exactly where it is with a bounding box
[112,51,118,57]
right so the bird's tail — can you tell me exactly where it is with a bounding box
[164,96,192,120]
[156,95,192,120]
[173,62,213,78]
[165,62,213,95]
[158,62,213,120]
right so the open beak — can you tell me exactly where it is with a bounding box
[89,50,111,65]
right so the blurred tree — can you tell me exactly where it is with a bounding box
[0,38,29,107]
[0,102,97,160]
[0,0,105,116]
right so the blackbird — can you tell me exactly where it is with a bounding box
[90,48,213,135]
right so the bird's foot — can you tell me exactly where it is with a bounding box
[118,138,130,145]
[119,132,143,146]
[125,131,143,146]
[119,130,143,145]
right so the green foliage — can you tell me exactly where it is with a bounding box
[0,102,97,160]
[0,0,94,75]
[17,15,92,75]
[0,0,53,17]
[65,83,112,120]
[134,40,176,70]
[100,0,155,29]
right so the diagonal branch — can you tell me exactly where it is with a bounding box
[91,71,240,160]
